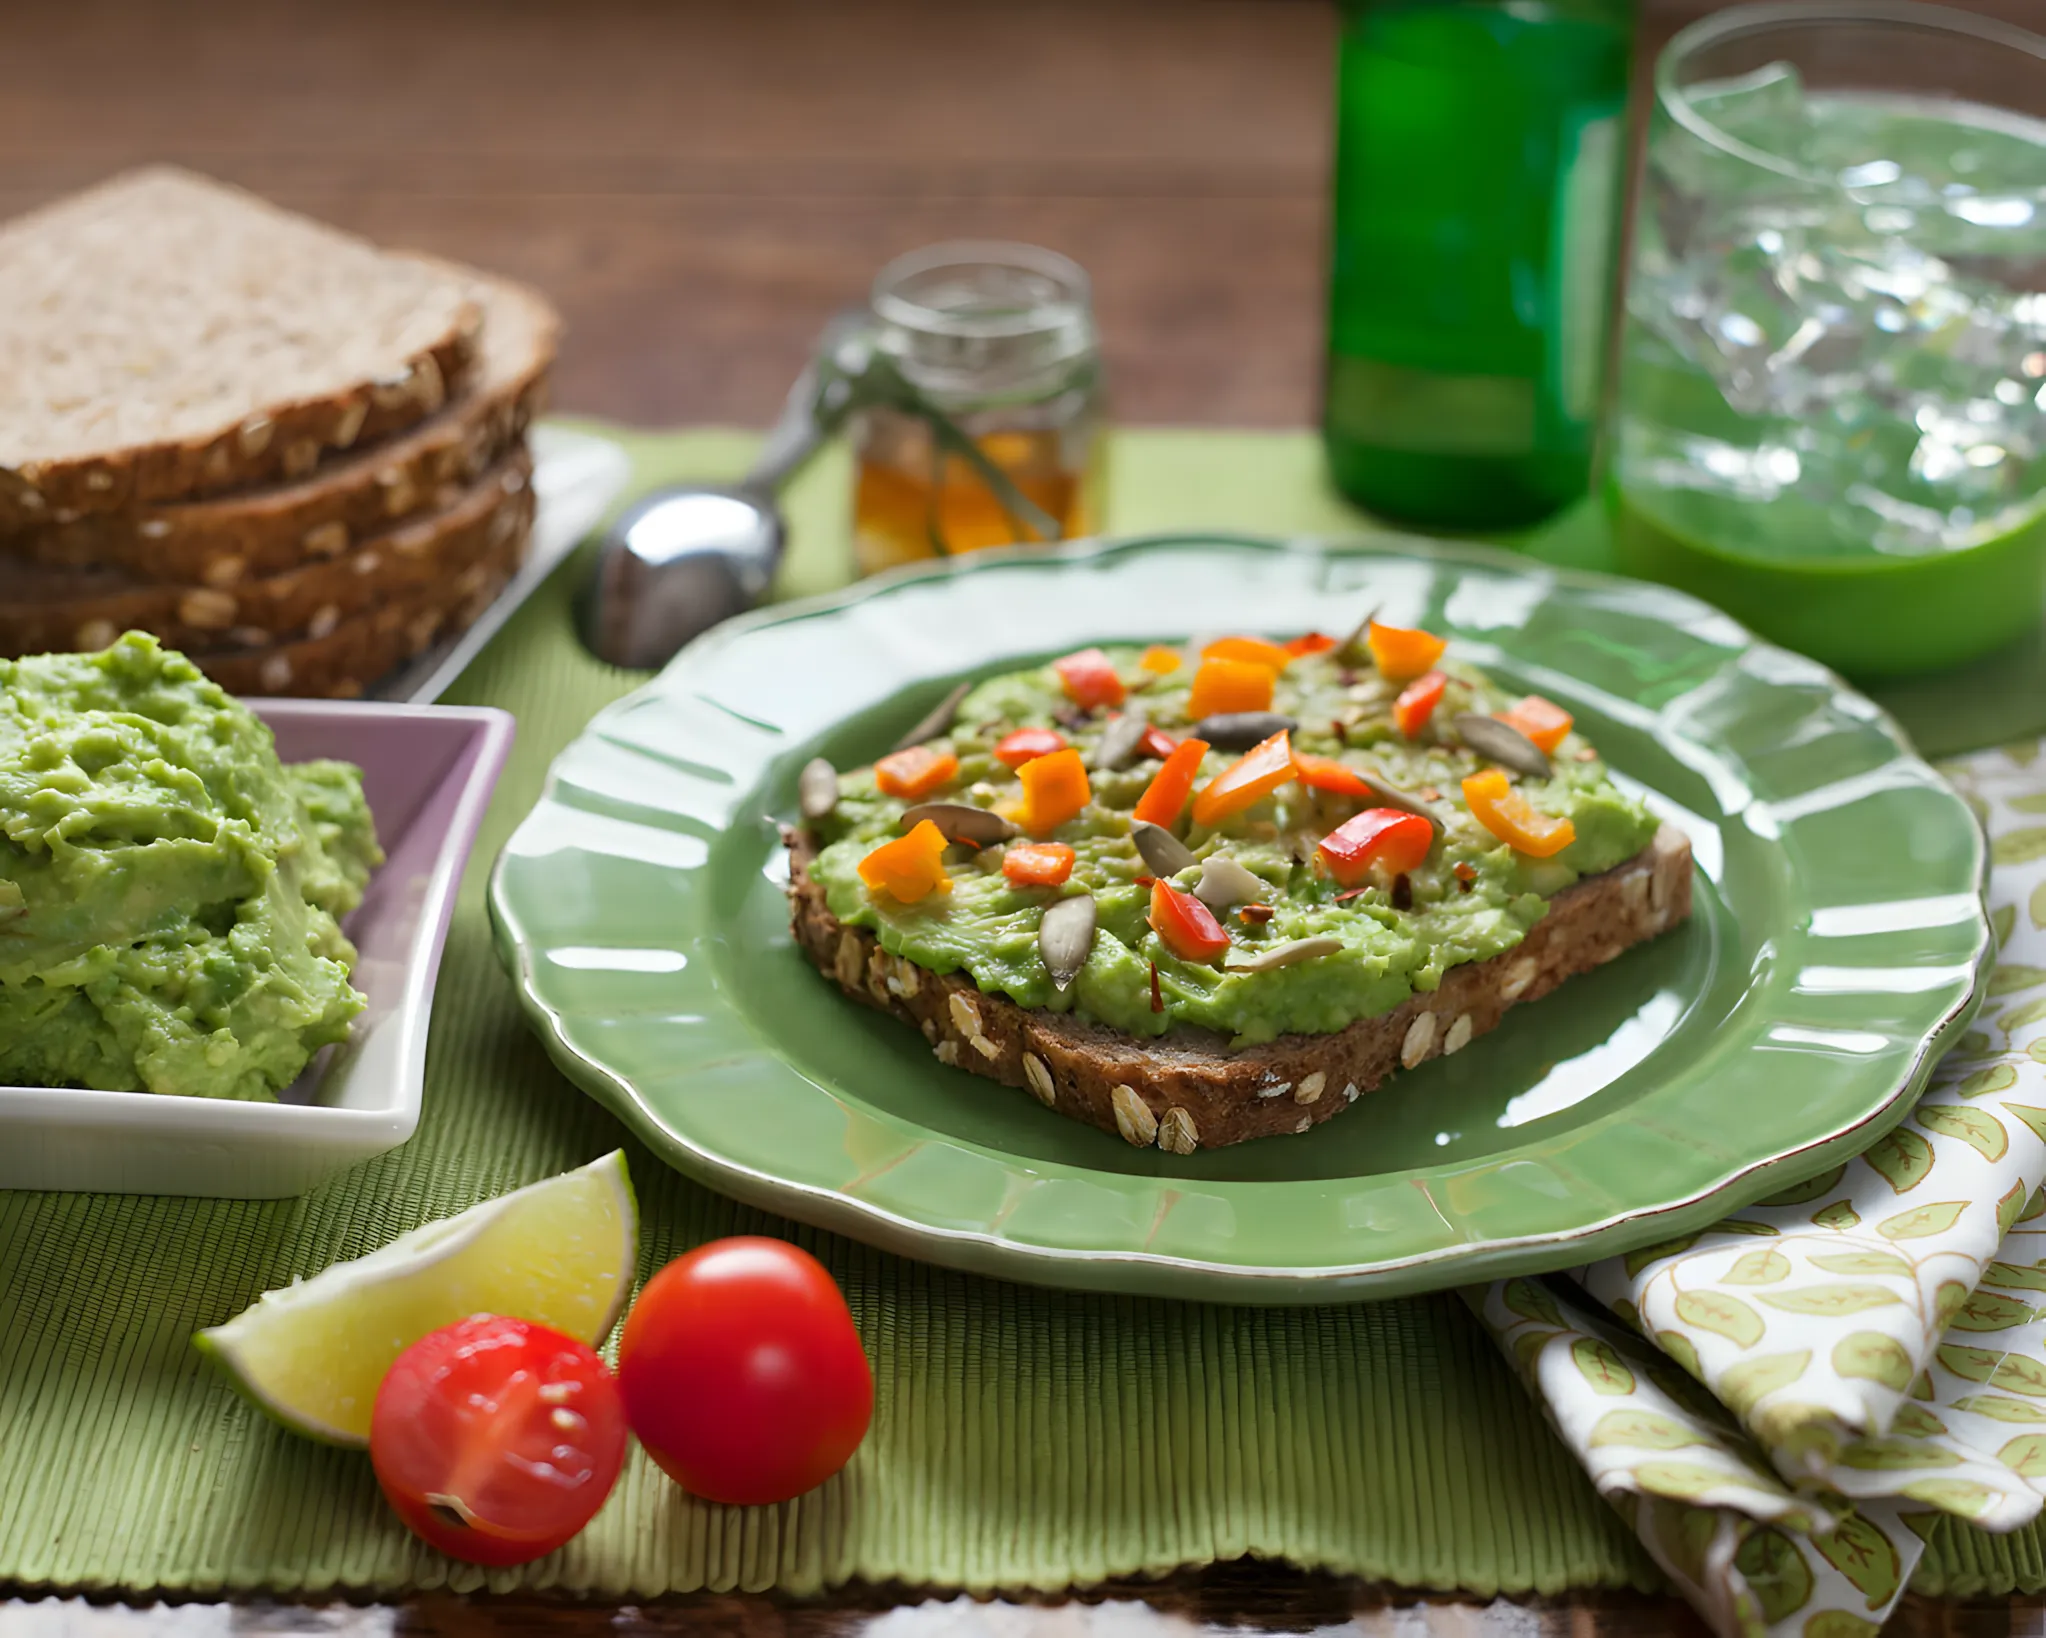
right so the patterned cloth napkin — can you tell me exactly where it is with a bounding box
[1469,739,2046,1636]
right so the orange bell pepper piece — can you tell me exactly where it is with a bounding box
[1461,770,1576,858]
[1284,631,1338,657]
[858,819,953,902]
[1366,620,1447,683]
[1201,635,1294,672]
[993,726,1067,770]
[1191,729,1295,827]
[1149,880,1231,964]
[1132,736,1210,827]
[1054,648,1126,710]
[1187,656,1275,718]
[1393,671,1448,738]
[1016,747,1091,834]
[1138,645,1183,675]
[874,744,959,801]
[1293,751,1378,801]
[1317,808,1434,885]
[1497,694,1573,754]
[1002,841,1076,887]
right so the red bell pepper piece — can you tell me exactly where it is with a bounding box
[1002,842,1076,887]
[993,726,1068,770]
[1132,736,1210,827]
[1137,724,1180,761]
[874,744,959,800]
[1191,730,1295,827]
[1316,807,1435,885]
[1053,648,1126,710]
[1497,694,1573,753]
[1149,880,1231,964]
[1393,671,1448,738]
[1284,631,1338,657]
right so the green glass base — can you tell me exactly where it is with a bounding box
[1323,431,1586,532]
[1608,484,2046,681]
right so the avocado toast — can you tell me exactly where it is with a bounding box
[788,623,1691,1151]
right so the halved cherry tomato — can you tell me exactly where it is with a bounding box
[1132,736,1210,827]
[1317,808,1435,885]
[1201,635,1294,672]
[1366,620,1447,683]
[1053,648,1125,710]
[858,819,952,902]
[1149,880,1231,963]
[874,744,958,800]
[617,1238,873,1508]
[993,726,1067,770]
[1292,751,1373,801]
[1393,671,1448,738]
[1015,747,1091,834]
[1002,842,1076,887]
[1137,724,1180,761]
[1138,646,1184,675]
[369,1314,628,1567]
[1497,694,1574,754]
[1191,729,1295,827]
[1284,632,1338,657]
[1462,769,1576,858]
[1187,657,1275,718]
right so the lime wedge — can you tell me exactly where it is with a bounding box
[195,1150,638,1446]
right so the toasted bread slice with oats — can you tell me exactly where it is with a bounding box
[788,824,1691,1151]
[0,168,479,527]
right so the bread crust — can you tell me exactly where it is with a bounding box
[189,476,534,699]
[786,824,1693,1150]
[0,452,532,656]
[0,273,556,584]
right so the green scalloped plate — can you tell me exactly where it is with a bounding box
[490,533,1990,1303]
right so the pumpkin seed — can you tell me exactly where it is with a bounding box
[1224,935,1343,973]
[899,802,1018,846]
[1193,854,1266,912]
[1131,821,1198,878]
[1092,712,1152,771]
[1454,713,1549,779]
[1038,894,1097,991]
[1335,606,1379,663]
[797,757,839,822]
[1194,710,1297,750]
[889,680,973,752]
[1350,768,1443,833]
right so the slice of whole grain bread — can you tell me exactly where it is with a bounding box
[189,483,533,698]
[787,824,1693,1150]
[0,168,480,526]
[0,270,556,585]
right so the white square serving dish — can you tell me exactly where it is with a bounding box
[0,700,514,1198]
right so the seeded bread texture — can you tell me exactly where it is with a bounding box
[0,271,557,584]
[0,168,479,525]
[787,824,1693,1151]
[0,451,533,656]
[190,480,534,698]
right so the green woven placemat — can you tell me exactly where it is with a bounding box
[0,424,2034,1600]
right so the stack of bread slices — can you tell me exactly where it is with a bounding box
[0,167,560,698]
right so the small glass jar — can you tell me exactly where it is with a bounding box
[851,242,1106,575]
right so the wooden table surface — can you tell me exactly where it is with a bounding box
[6,2,2046,1633]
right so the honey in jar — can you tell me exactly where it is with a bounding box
[850,243,1105,574]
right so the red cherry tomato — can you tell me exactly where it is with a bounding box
[617,1238,873,1507]
[1317,807,1436,885]
[369,1315,628,1567]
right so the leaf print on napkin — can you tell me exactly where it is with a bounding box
[1676,1289,1767,1348]
[1915,1105,2010,1161]
[1810,1512,1904,1609]
[1864,1127,1934,1191]
[1832,1332,1914,1391]
[1875,1201,1969,1240]
[1758,1285,1905,1317]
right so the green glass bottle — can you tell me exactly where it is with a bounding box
[1323,0,1634,530]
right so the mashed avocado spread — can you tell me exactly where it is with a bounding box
[807,639,1660,1045]
[0,633,383,1098]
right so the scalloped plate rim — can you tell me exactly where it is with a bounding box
[488,529,1992,1301]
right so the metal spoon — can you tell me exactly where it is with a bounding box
[577,312,860,669]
